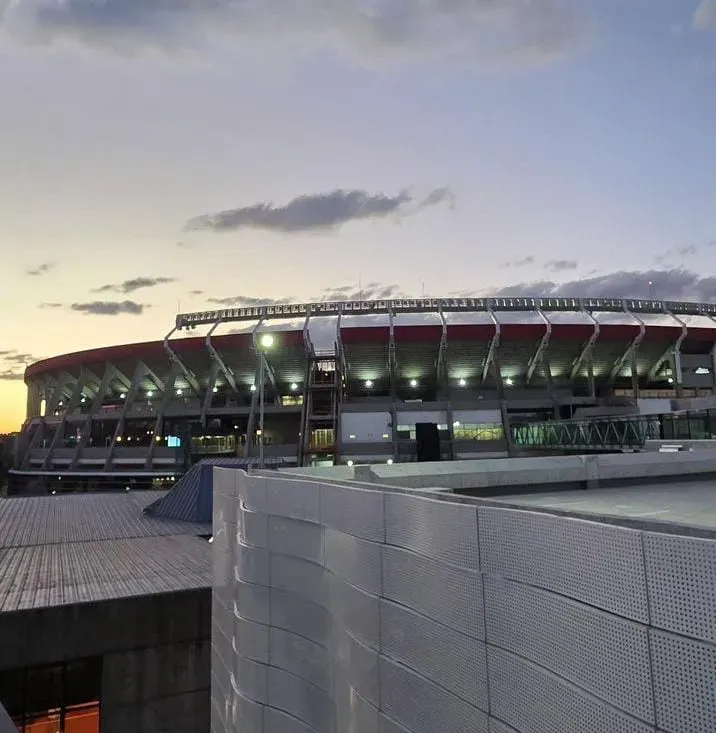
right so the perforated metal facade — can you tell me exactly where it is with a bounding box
[212,468,716,733]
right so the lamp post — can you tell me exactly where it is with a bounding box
[258,332,274,468]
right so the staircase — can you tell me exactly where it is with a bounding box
[299,350,341,466]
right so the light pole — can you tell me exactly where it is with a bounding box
[258,332,274,468]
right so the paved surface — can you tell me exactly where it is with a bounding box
[0,491,212,613]
[491,481,716,533]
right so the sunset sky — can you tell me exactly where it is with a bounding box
[1,0,715,432]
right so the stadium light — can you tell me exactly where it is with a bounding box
[365,379,374,388]
[147,390,154,398]
[176,388,182,396]
[458,378,466,387]
[410,379,418,388]
[212,386,219,393]
[290,382,298,391]
[250,384,257,392]
[259,333,275,350]
[504,378,513,386]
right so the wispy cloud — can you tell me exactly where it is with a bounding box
[70,300,146,316]
[208,295,293,307]
[500,256,535,269]
[1,0,592,69]
[207,282,407,308]
[489,268,716,301]
[92,276,176,294]
[544,259,578,273]
[0,370,25,381]
[185,188,452,235]
[654,244,699,265]
[26,262,55,277]
[0,350,42,381]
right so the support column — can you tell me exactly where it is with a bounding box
[104,363,146,470]
[71,363,117,470]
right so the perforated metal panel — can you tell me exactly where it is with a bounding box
[484,577,654,723]
[234,615,269,664]
[324,528,382,594]
[379,656,489,733]
[488,718,521,733]
[643,532,716,644]
[381,599,488,709]
[385,491,479,570]
[270,626,332,694]
[270,586,332,648]
[320,483,385,541]
[234,579,270,625]
[650,629,716,733]
[335,674,380,733]
[487,647,654,733]
[328,574,381,650]
[478,506,649,622]
[267,666,335,732]
[215,470,715,733]
[264,707,316,733]
[238,501,268,548]
[266,477,321,522]
[382,544,484,639]
[271,554,328,607]
[268,516,324,564]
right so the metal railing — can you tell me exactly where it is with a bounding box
[511,417,661,451]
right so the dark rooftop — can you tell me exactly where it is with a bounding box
[0,491,212,614]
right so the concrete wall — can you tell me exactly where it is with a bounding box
[212,468,716,733]
[0,589,211,733]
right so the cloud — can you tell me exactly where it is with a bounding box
[654,244,698,265]
[71,301,146,316]
[208,295,293,307]
[185,188,451,235]
[93,276,176,294]
[189,289,204,296]
[693,0,716,30]
[207,283,408,308]
[500,256,535,269]
[0,350,41,381]
[1,0,591,69]
[488,268,716,301]
[319,282,407,301]
[26,262,55,276]
[0,370,25,381]
[545,259,578,273]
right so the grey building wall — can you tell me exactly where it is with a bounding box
[0,589,211,733]
[212,468,716,733]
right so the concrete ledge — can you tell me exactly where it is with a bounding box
[283,451,716,494]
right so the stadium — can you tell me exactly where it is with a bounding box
[10,295,716,491]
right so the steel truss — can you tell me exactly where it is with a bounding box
[511,416,661,451]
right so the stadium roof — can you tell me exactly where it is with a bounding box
[0,491,211,614]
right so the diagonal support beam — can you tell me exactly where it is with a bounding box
[570,307,600,381]
[482,306,501,385]
[526,309,552,384]
[206,318,238,392]
[164,327,202,395]
[608,302,646,384]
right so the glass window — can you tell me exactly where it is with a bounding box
[1,658,101,733]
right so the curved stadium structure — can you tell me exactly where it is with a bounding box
[11,296,716,488]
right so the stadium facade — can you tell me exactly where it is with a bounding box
[11,296,716,487]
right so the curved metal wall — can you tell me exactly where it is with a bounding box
[211,469,716,733]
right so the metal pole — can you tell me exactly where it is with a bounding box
[259,349,265,468]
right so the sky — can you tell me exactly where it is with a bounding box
[1,0,715,432]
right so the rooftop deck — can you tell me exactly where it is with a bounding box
[0,491,211,614]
